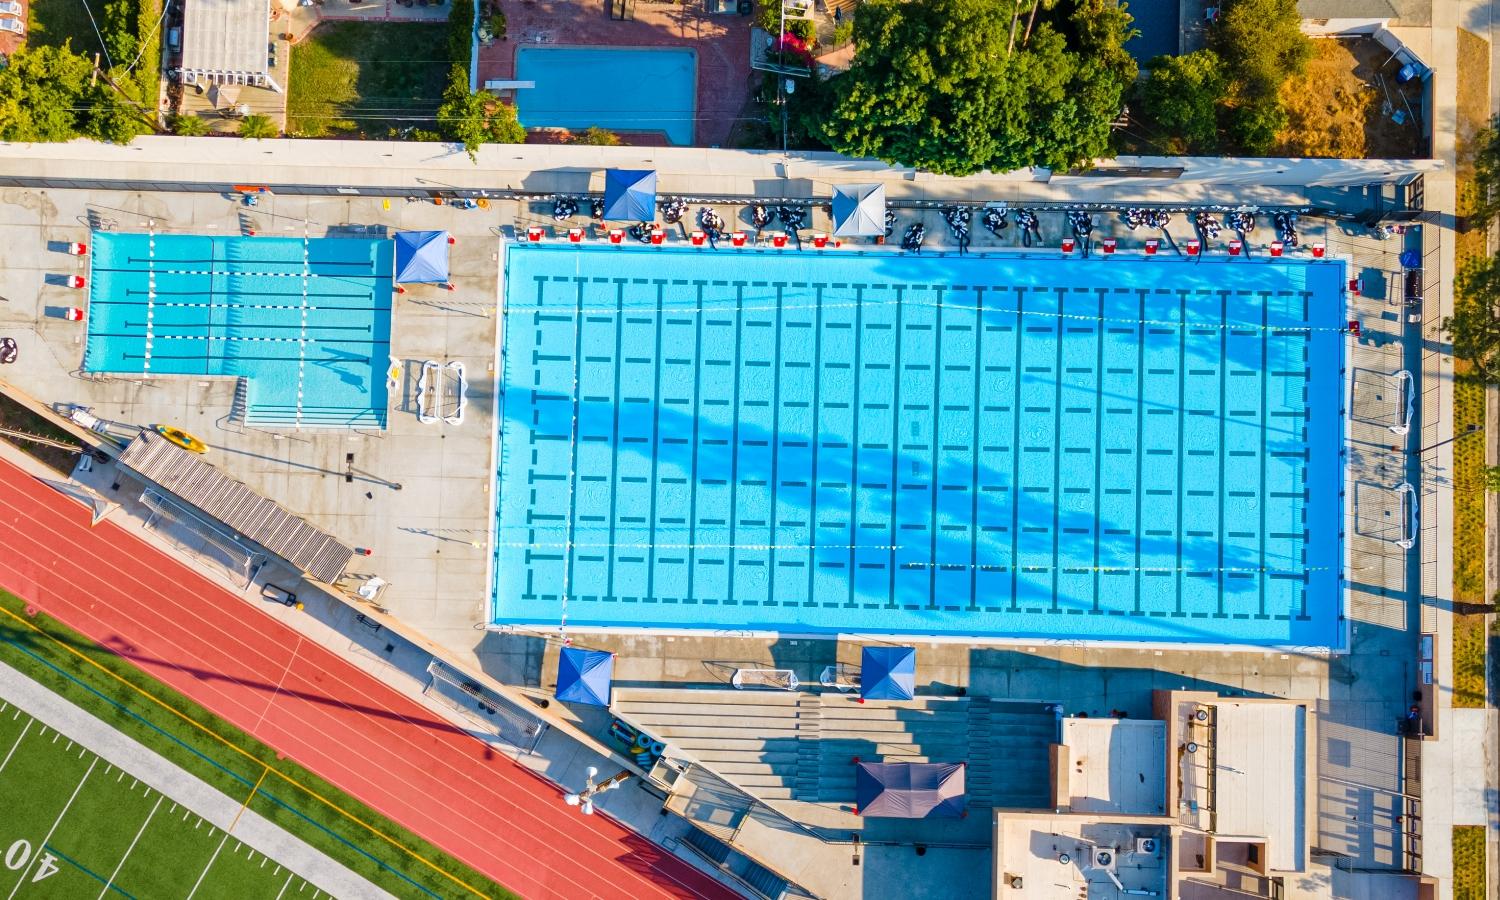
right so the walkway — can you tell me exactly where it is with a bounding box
[0,660,397,900]
[0,455,737,900]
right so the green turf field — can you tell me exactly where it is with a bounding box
[0,700,326,900]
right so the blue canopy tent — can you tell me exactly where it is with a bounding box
[556,647,614,707]
[855,761,966,818]
[602,169,658,221]
[393,230,451,284]
[860,646,916,700]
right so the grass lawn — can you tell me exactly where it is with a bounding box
[0,700,323,899]
[287,22,449,138]
[1454,825,1486,900]
[0,588,519,900]
[24,0,103,55]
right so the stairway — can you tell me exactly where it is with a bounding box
[793,696,821,802]
[965,697,995,807]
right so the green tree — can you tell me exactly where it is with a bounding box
[239,114,279,139]
[1140,50,1226,153]
[436,65,524,160]
[1224,96,1286,156]
[570,126,621,145]
[449,0,475,63]
[1211,0,1312,96]
[81,85,151,143]
[1447,254,1500,380]
[171,113,210,136]
[820,0,1134,176]
[0,45,93,142]
[1470,117,1500,230]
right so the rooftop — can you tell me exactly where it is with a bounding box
[1060,718,1167,817]
[995,815,1170,900]
[182,0,275,85]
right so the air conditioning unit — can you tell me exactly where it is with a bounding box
[1091,848,1117,871]
[1135,837,1159,855]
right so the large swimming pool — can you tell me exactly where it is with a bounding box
[514,47,697,146]
[493,246,1347,647]
[83,233,394,428]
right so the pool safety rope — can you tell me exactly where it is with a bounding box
[295,224,311,429]
[143,230,156,372]
[498,295,1350,334]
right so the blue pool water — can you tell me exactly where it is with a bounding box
[493,246,1347,647]
[514,47,697,146]
[84,233,394,428]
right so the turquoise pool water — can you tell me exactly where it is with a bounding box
[493,246,1348,647]
[514,47,697,146]
[83,233,394,428]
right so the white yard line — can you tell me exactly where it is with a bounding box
[274,871,294,900]
[8,757,97,900]
[98,795,162,900]
[184,834,229,900]
[0,720,32,776]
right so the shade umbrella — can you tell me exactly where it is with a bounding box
[831,184,886,237]
[860,645,916,700]
[393,230,451,284]
[602,169,658,221]
[855,761,966,818]
[556,647,614,707]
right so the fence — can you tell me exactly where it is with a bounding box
[423,658,547,754]
[140,489,263,588]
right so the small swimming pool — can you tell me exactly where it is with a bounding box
[514,46,697,146]
[83,233,394,428]
[493,245,1348,647]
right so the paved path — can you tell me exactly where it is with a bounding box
[0,455,737,900]
[0,659,397,900]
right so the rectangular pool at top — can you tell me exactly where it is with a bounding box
[514,47,696,146]
[493,246,1347,647]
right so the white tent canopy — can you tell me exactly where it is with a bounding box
[831,183,886,237]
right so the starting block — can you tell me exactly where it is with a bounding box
[67,275,86,289]
[64,306,84,321]
[731,232,747,247]
[526,226,544,242]
[772,233,788,248]
[1348,277,1362,296]
[812,234,829,249]
[1269,241,1284,257]
[1061,237,1076,253]
[1186,239,1200,256]
[567,228,584,243]
[609,229,624,244]
[1348,319,1361,337]
[649,229,665,245]
[1312,243,1326,258]
[1144,239,1160,255]
[690,231,706,246]
[1101,238,1117,255]
[1228,240,1242,256]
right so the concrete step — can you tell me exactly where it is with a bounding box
[612,714,801,735]
[617,688,802,707]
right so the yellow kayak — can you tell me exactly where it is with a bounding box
[155,425,208,454]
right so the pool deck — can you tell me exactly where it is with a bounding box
[0,138,1455,900]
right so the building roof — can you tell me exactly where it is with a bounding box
[182,0,270,78]
[1061,718,1167,816]
[1296,0,1396,18]
[1213,702,1307,872]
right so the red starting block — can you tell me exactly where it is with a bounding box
[690,231,706,246]
[1144,239,1160,256]
[526,226,544,242]
[609,229,624,244]
[772,233,788,248]
[649,229,665,245]
[1228,240,1243,256]
[1348,319,1361,337]
[63,306,84,321]
[67,275,85,289]
[1061,237,1076,254]
[568,228,584,243]
[812,234,829,249]
[1101,238,1117,255]
[68,242,88,256]
[1312,243,1326,258]
[1269,241,1284,257]
[731,232,747,247]
[1348,278,1362,296]
[1186,239,1200,256]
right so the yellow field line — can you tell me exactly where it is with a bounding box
[229,766,270,833]
[0,601,495,899]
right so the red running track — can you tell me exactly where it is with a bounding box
[0,457,737,900]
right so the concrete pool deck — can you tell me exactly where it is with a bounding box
[0,138,1453,899]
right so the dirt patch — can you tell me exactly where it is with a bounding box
[1276,37,1425,159]
[0,393,80,474]
[1457,29,1492,265]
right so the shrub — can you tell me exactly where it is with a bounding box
[570,126,621,145]
[239,114,279,139]
[171,113,209,136]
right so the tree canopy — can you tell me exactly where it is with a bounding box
[436,65,525,160]
[1140,50,1225,153]
[1447,254,1500,380]
[819,0,1136,176]
[1468,117,1500,230]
